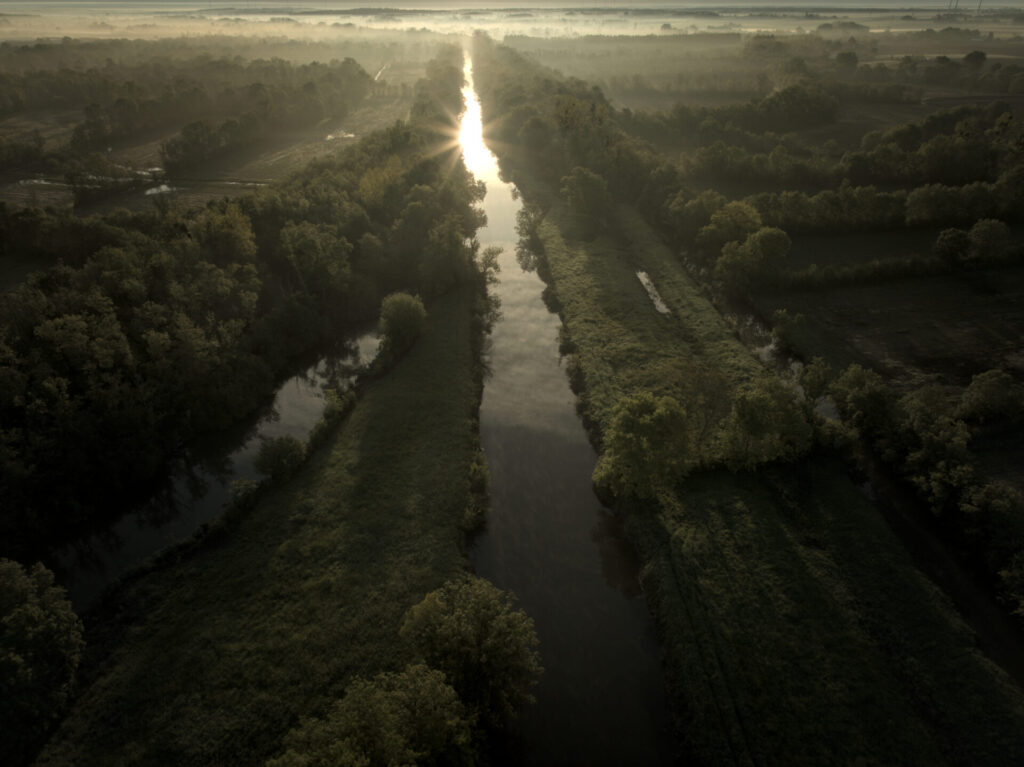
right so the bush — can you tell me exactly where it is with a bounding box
[379,292,427,357]
[400,575,542,726]
[957,369,1024,424]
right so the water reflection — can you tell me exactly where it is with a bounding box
[461,55,674,766]
[591,511,644,599]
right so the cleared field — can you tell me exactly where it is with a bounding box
[35,287,482,767]
[756,265,1024,386]
[0,109,80,150]
[787,228,941,270]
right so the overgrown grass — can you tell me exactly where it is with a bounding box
[630,461,1024,766]
[533,202,1024,765]
[537,202,760,439]
[36,286,483,767]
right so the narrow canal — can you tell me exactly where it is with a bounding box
[459,58,675,766]
[55,331,379,609]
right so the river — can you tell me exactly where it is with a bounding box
[459,58,675,766]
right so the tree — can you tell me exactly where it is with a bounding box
[278,221,351,298]
[400,575,541,726]
[957,369,1023,424]
[714,226,791,293]
[933,227,970,266]
[189,202,258,266]
[964,50,987,68]
[378,293,427,357]
[828,364,899,450]
[592,391,690,499]
[835,51,859,70]
[967,218,1010,264]
[266,664,474,767]
[800,357,833,402]
[694,201,762,265]
[1000,551,1024,618]
[722,376,812,470]
[666,188,725,246]
[1,560,84,765]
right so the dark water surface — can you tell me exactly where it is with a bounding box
[460,59,675,766]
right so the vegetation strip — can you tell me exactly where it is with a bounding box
[472,35,1024,765]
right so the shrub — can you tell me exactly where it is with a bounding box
[379,292,427,357]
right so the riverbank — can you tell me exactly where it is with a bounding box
[524,195,1024,764]
[35,285,487,767]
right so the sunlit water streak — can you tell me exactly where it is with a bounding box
[460,57,675,767]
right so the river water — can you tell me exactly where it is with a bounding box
[54,332,379,609]
[460,59,675,766]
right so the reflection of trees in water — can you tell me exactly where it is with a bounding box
[316,336,379,393]
[62,527,124,577]
[590,510,643,598]
[515,203,545,273]
[134,457,213,528]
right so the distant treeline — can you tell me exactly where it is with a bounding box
[0,45,480,560]
[159,58,370,172]
[0,41,379,206]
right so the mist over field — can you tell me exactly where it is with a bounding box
[3,3,1024,766]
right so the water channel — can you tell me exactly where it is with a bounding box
[459,59,675,766]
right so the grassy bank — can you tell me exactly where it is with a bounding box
[537,203,759,440]
[36,286,484,767]
[532,201,1024,765]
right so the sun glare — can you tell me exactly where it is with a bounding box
[458,59,497,180]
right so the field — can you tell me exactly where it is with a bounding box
[35,286,483,767]
[786,228,941,270]
[755,264,1024,387]
[630,460,1024,767]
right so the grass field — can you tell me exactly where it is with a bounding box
[35,286,483,767]
[755,264,1024,386]
[531,199,1024,765]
